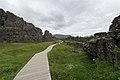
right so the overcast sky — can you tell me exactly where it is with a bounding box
[0,0,120,36]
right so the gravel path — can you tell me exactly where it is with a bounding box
[13,44,57,80]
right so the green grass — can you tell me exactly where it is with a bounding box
[48,44,120,80]
[0,42,52,80]
[62,36,93,42]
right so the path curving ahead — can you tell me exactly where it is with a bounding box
[13,44,57,80]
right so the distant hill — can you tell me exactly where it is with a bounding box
[53,34,71,39]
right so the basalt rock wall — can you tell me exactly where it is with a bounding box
[0,8,52,43]
[83,15,120,66]
[42,30,53,42]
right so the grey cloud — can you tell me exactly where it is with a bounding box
[0,0,8,8]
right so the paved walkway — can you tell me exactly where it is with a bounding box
[14,44,57,80]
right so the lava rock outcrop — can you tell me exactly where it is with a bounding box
[42,30,53,42]
[83,15,120,66]
[0,8,53,43]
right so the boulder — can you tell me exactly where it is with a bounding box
[94,32,107,38]
[109,15,120,32]
[42,30,53,42]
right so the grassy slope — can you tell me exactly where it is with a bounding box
[62,36,93,42]
[0,42,52,80]
[48,44,120,80]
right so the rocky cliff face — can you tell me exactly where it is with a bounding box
[83,15,120,67]
[42,30,53,42]
[0,8,52,43]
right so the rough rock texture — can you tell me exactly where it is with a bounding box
[109,15,120,32]
[94,32,107,38]
[84,37,116,64]
[83,15,120,66]
[42,30,53,42]
[0,8,52,43]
